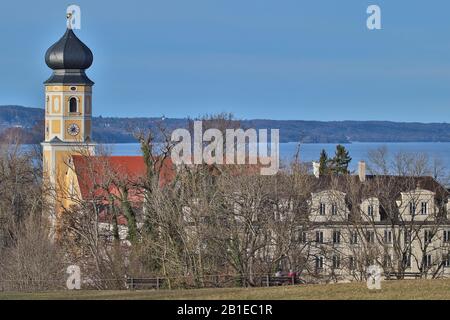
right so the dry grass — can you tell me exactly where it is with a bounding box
[1,279,450,300]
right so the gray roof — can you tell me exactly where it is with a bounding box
[44,69,94,85]
[44,28,94,85]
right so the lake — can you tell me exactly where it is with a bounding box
[102,142,450,171]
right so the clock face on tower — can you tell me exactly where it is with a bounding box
[67,123,80,136]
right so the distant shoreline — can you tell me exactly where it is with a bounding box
[2,105,450,144]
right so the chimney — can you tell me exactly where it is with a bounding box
[313,161,320,178]
[358,161,366,182]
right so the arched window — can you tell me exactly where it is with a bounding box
[69,97,78,113]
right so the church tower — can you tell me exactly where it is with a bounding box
[42,18,95,226]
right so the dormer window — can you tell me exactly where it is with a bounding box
[421,202,428,215]
[331,203,337,215]
[319,203,326,215]
[409,202,416,215]
[69,97,78,113]
[368,205,374,217]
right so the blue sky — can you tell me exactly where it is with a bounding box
[1,0,450,121]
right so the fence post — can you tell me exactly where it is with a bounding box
[291,276,294,285]
[130,278,133,290]
[156,277,160,290]
[266,275,270,287]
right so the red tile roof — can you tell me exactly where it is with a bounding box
[72,155,174,200]
[70,155,264,225]
[71,155,175,226]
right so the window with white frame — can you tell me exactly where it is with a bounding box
[424,230,433,244]
[383,254,392,268]
[444,253,450,268]
[331,203,337,215]
[315,256,324,270]
[409,201,416,215]
[402,253,411,268]
[332,230,341,244]
[367,205,374,217]
[350,232,358,244]
[348,256,356,270]
[319,203,326,215]
[332,255,341,269]
[316,231,324,244]
[366,231,375,244]
[404,230,412,246]
[384,230,392,244]
[300,231,307,243]
[420,202,428,215]
[423,254,432,268]
[443,230,450,243]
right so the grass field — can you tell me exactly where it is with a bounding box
[1,279,450,300]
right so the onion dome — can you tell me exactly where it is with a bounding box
[44,28,94,85]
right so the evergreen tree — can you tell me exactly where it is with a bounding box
[331,144,352,175]
[319,149,329,175]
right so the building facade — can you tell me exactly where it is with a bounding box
[301,162,450,281]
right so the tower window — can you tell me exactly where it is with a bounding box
[69,97,78,113]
